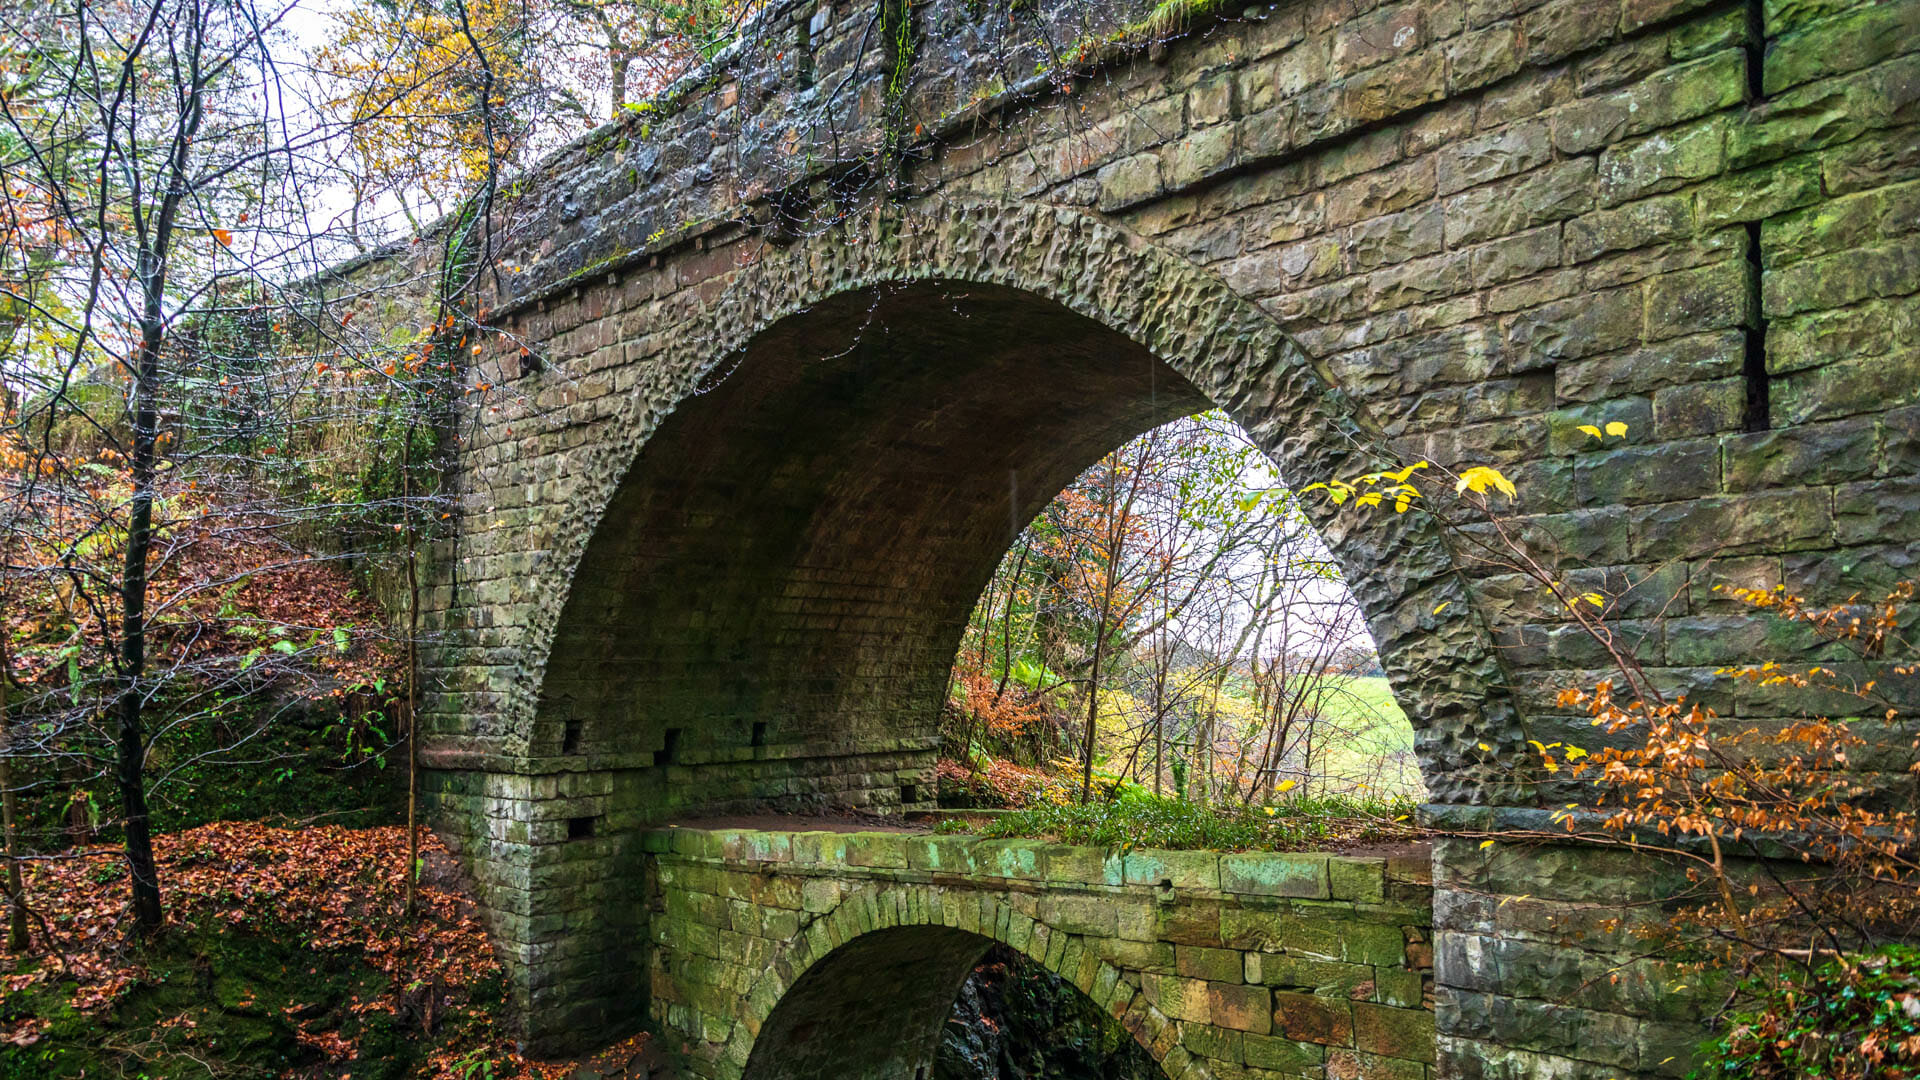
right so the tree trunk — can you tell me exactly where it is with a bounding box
[116,319,166,932]
[404,422,422,917]
[0,628,26,950]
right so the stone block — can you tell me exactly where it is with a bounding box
[1352,1002,1436,1062]
[1722,420,1879,491]
[1565,195,1692,264]
[1329,858,1388,903]
[1220,853,1332,899]
[786,831,847,865]
[1573,439,1721,506]
[1042,893,1120,938]
[1776,349,1920,425]
[1143,974,1213,1023]
[1326,1048,1430,1080]
[1157,898,1226,946]
[1630,490,1834,559]
[1177,945,1247,982]
[1694,155,1824,229]
[1444,159,1596,247]
[907,835,977,874]
[1210,981,1275,1034]
[1765,0,1920,95]
[1647,258,1750,342]
[1347,205,1445,272]
[974,839,1046,880]
[1835,479,1920,547]
[1376,967,1425,1009]
[1437,120,1553,196]
[1182,1022,1244,1064]
[1044,845,1125,886]
[1246,953,1379,995]
[1504,281,1644,368]
[1095,938,1178,974]
[1122,848,1222,890]
[1096,152,1163,211]
[1243,1030,1329,1071]
[1599,116,1729,208]
[1273,990,1355,1046]
[1333,2,1425,76]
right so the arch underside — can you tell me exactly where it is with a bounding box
[538,282,1209,815]
[741,924,1170,1080]
[513,203,1527,809]
[744,926,999,1080]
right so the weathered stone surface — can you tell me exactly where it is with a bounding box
[638,828,1434,1080]
[316,0,1920,1070]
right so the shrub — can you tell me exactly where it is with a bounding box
[1697,946,1920,1079]
[936,787,1417,852]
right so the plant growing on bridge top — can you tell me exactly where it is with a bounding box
[940,786,1418,852]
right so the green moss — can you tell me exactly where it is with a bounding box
[1119,0,1237,41]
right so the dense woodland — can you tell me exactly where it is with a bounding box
[1,0,1918,1076]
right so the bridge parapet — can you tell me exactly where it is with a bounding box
[638,826,1435,1080]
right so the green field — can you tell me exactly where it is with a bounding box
[1307,675,1424,799]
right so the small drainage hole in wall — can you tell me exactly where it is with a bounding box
[655,728,682,767]
[568,816,596,839]
[901,783,918,804]
[751,721,767,748]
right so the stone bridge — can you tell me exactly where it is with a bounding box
[318,0,1920,1071]
[643,826,1438,1080]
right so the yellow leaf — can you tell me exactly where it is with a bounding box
[1277,780,1297,793]
[1577,424,1602,439]
[1581,592,1605,607]
[1433,601,1451,615]
[1477,742,1492,751]
[1605,421,1629,437]
[1454,465,1517,498]
[1479,839,1496,849]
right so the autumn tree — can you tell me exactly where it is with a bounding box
[948,413,1413,808]
[0,0,437,932]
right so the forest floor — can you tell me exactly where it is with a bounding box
[0,821,659,1080]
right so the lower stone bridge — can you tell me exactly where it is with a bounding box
[641,824,1436,1080]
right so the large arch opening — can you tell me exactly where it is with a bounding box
[537,281,1212,817]
[938,411,1426,811]
[740,927,1166,1080]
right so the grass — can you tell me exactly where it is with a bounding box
[935,788,1420,853]
[1286,674,1424,799]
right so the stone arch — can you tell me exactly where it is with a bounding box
[509,200,1525,802]
[723,881,1190,1080]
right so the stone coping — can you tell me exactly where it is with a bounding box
[641,825,1432,907]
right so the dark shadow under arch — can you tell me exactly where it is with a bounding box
[537,281,1210,815]
[742,926,1171,1080]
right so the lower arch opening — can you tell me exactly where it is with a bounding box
[742,927,1165,1080]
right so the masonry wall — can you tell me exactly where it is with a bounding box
[642,828,1435,1080]
[303,0,1920,1067]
